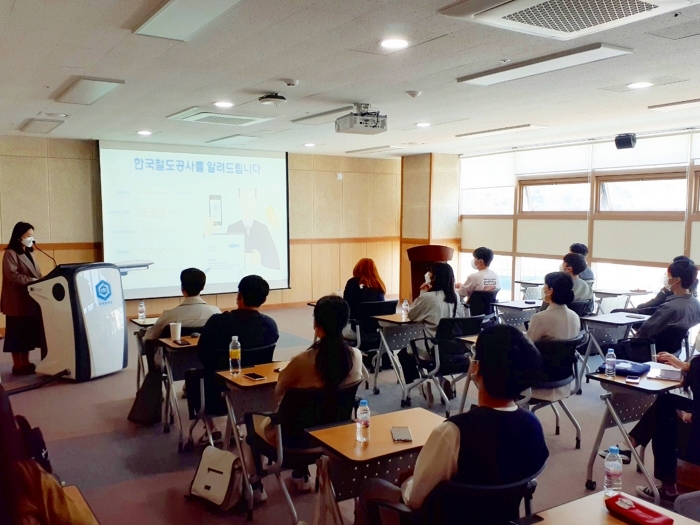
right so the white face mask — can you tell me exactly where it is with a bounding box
[559,264,565,272]
[664,274,673,291]
[21,237,34,248]
[470,259,478,270]
[424,271,432,284]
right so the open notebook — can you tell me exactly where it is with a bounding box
[646,362,683,381]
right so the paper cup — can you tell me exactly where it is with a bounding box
[170,322,182,341]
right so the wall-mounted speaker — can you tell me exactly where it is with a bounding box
[615,133,637,149]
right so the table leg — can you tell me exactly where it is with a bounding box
[372,330,405,396]
[164,356,184,452]
[224,390,255,521]
[161,348,171,434]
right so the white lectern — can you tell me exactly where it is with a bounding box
[28,263,128,381]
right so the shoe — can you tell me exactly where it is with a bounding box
[598,445,632,465]
[419,383,434,406]
[442,379,454,400]
[11,365,35,376]
[291,473,312,491]
[636,485,678,505]
[252,485,268,503]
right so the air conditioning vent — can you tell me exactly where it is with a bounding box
[168,107,275,126]
[440,0,698,39]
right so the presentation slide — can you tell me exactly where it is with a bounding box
[99,142,289,300]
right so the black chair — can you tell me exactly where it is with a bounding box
[406,316,484,417]
[569,299,594,319]
[615,327,689,362]
[525,334,585,449]
[467,290,498,317]
[356,300,399,380]
[244,381,362,523]
[377,467,543,525]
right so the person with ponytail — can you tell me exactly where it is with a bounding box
[526,271,580,342]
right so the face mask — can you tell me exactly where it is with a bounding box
[471,259,478,270]
[21,237,33,248]
[559,264,565,272]
[664,274,673,291]
[424,271,432,284]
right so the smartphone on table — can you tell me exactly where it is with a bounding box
[243,372,266,381]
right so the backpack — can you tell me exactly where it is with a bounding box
[190,446,243,511]
[128,371,163,425]
[15,415,53,474]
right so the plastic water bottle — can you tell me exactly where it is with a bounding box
[229,336,241,376]
[137,301,146,320]
[604,446,623,497]
[356,400,370,443]
[605,348,616,378]
[402,300,410,318]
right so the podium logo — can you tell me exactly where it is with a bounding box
[96,280,112,302]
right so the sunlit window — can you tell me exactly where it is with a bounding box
[593,262,665,306]
[522,182,590,212]
[599,178,686,212]
[461,187,514,215]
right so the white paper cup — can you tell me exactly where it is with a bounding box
[170,322,182,341]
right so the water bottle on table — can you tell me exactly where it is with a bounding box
[229,336,241,376]
[401,300,410,319]
[604,446,623,496]
[356,399,370,443]
[137,301,146,320]
[605,348,616,378]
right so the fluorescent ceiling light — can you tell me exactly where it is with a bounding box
[595,163,687,172]
[346,145,407,154]
[20,119,64,134]
[456,124,547,138]
[627,82,654,89]
[137,130,152,136]
[214,101,234,108]
[458,44,632,86]
[135,0,244,41]
[55,77,125,105]
[416,122,431,128]
[205,134,260,146]
[381,39,409,49]
[291,106,354,125]
[649,98,700,112]
[40,112,67,118]
[304,143,315,147]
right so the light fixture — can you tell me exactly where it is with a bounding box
[456,124,547,138]
[380,39,409,49]
[345,145,407,154]
[649,98,700,112]
[214,101,233,108]
[627,81,654,89]
[304,143,315,147]
[20,119,64,134]
[137,130,152,136]
[40,112,68,118]
[416,123,431,128]
[55,77,125,105]
[458,44,632,86]
[134,0,244,41]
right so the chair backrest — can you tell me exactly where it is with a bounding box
[241,344,276,368]
[278,380,362,445]
[467,291,498,316]
[598,295,629,315]
[432,316,484,360]
[357,300,398,351]
[654,326,689,356]
[569,299,594,318]
[534,334,585,387]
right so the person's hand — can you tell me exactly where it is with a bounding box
[483,285,496,291]
[657,352,684,370]
[420,282,432,292]
[677,410,692,424]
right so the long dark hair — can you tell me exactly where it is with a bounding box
[311,295,353,388]
[6,222,34,254]
[544,271,575,306]
[431,262,458,316]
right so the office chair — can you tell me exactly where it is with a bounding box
[467,290,498,317]
[569,299,595,319]
[355,300,399,384]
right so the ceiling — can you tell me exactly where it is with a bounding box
[3,0,700,157]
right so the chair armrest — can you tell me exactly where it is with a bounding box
[409,337,437,357]
[376,500,414,525]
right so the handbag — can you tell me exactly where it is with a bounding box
[597,360,651,377]
[190,446,243,511]
[604,494,673,525]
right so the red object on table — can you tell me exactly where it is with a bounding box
[604,494,674,525]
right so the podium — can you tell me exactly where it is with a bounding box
[28,263,128,381]
[406,245,455,300]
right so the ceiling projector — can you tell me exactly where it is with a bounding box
[335,103,387,135]
[259,93,286,105]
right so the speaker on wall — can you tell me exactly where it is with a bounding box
[615,133,637,149]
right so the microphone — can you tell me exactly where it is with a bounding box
[33,241,57,268]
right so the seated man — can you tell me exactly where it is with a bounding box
[144,267,220,341]
[569,243,594,283]
[541,253,593,313]
[623,256,698,315]
[356,325,549,525]
[455,246,500,300]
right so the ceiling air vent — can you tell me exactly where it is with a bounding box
[168,107,275,126]
[440,0,699,40]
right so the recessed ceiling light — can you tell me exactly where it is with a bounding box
[627,81,654,89]
[40,112,67,118]
[381,39,409,49]
[304,143,315,147]
[214,101,234,108]
[416,123,431,128]
[137,130,152,136]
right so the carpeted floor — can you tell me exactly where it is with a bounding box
[0,305,664,524]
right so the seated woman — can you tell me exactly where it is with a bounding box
[262,295,363,490]
[342,258,386,339]
[398,263,465,399]
[601,350,700,504]
[356,325,549,525]
[527,271,580,343]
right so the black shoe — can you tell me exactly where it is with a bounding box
[12,364,36,376]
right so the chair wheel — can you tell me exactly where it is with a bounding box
[405,397,411,407]
[373,387,380,395]
[170,414,174,425]
[365,381,369,390]
[585,480,596,491]
[577,389,582,395]
[555,426,560,436]
[445,411,450,418]
[401,399,406,407]
[183,440,194,453]
[178,442,183,453]
[575,438,581,450]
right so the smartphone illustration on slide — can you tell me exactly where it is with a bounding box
[209,195,222,226]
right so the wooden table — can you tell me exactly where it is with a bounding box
[64,486,100,524]
[533,492,695,524]
[129,316,159,328]
[585,363,683,504]
[158,335,200,349]
[308,408,445,501]
[216,360,290,518]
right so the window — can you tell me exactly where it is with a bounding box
[599,178,686,212]
[516,257,561,295]
[459,254,512,301]
[461,187,514,215]
[593,262,664,306]
[521,182,590,212]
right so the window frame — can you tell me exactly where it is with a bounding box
[593,171,687,218]
[518,176,591,215]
